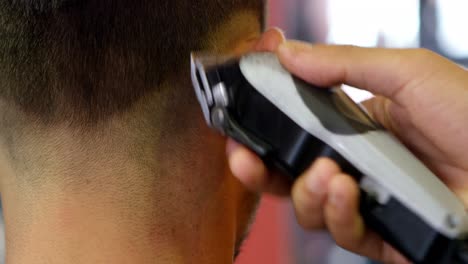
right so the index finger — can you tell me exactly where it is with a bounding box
[227,140,291,196]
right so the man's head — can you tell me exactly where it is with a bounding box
[0,1,274,263]
[0,0,265,122]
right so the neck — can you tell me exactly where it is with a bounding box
[3,173,237,264]
[1,146,238,264]
[0,111,240,264]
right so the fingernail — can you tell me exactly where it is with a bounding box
[269,27,286,40]
[305,159,331,195]
[329,189,343,209]
[228,148,244,177]
[229,147,266,182]
[305,171,325,196]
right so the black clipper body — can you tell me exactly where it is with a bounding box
[190,52,468,264]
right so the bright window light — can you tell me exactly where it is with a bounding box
[379,0,420,48]
[326,0,419,102]
[327,0,419,48]
[327,0,380,47]
[342,85,374,103]
[436,0,468,59]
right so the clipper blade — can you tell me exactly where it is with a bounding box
[190,52,236,127]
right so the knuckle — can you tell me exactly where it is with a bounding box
[339,44,360,51]
[330,223,362,251]
[296,214,324,230]
[293,200,325,230]
[411,48,437,63]
[334,236,359,252]
[292,187,323,213]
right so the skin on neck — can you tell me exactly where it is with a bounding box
[0,12,262,264]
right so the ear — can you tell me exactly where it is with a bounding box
[254,28,286,52]
[231,27,286,56]
[0,150,11,191]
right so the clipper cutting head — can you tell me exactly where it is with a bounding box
[190,53,236,133]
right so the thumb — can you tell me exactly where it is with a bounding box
[360,96,398,134]
[276,41,463,107]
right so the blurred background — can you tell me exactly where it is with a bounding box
[1,0,467,263]
[236,0,468,264]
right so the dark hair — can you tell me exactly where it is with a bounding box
[0,1,264,124]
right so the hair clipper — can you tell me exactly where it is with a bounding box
[190,52,468,264]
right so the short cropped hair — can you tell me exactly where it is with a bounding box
[0,1,264,124]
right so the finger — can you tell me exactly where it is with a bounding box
[324,174,409,263]
[228,145,291,196]
[254,27,286,52]
[226,27,287,195]
[276,42,465,106]
[226,138,241,157]
[291,158,341,229]
[231,27,285,57]
[325,174,379,255]
[361,96,397,132]
[362,97,452,167]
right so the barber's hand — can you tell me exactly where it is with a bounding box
[229,37,468,263]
